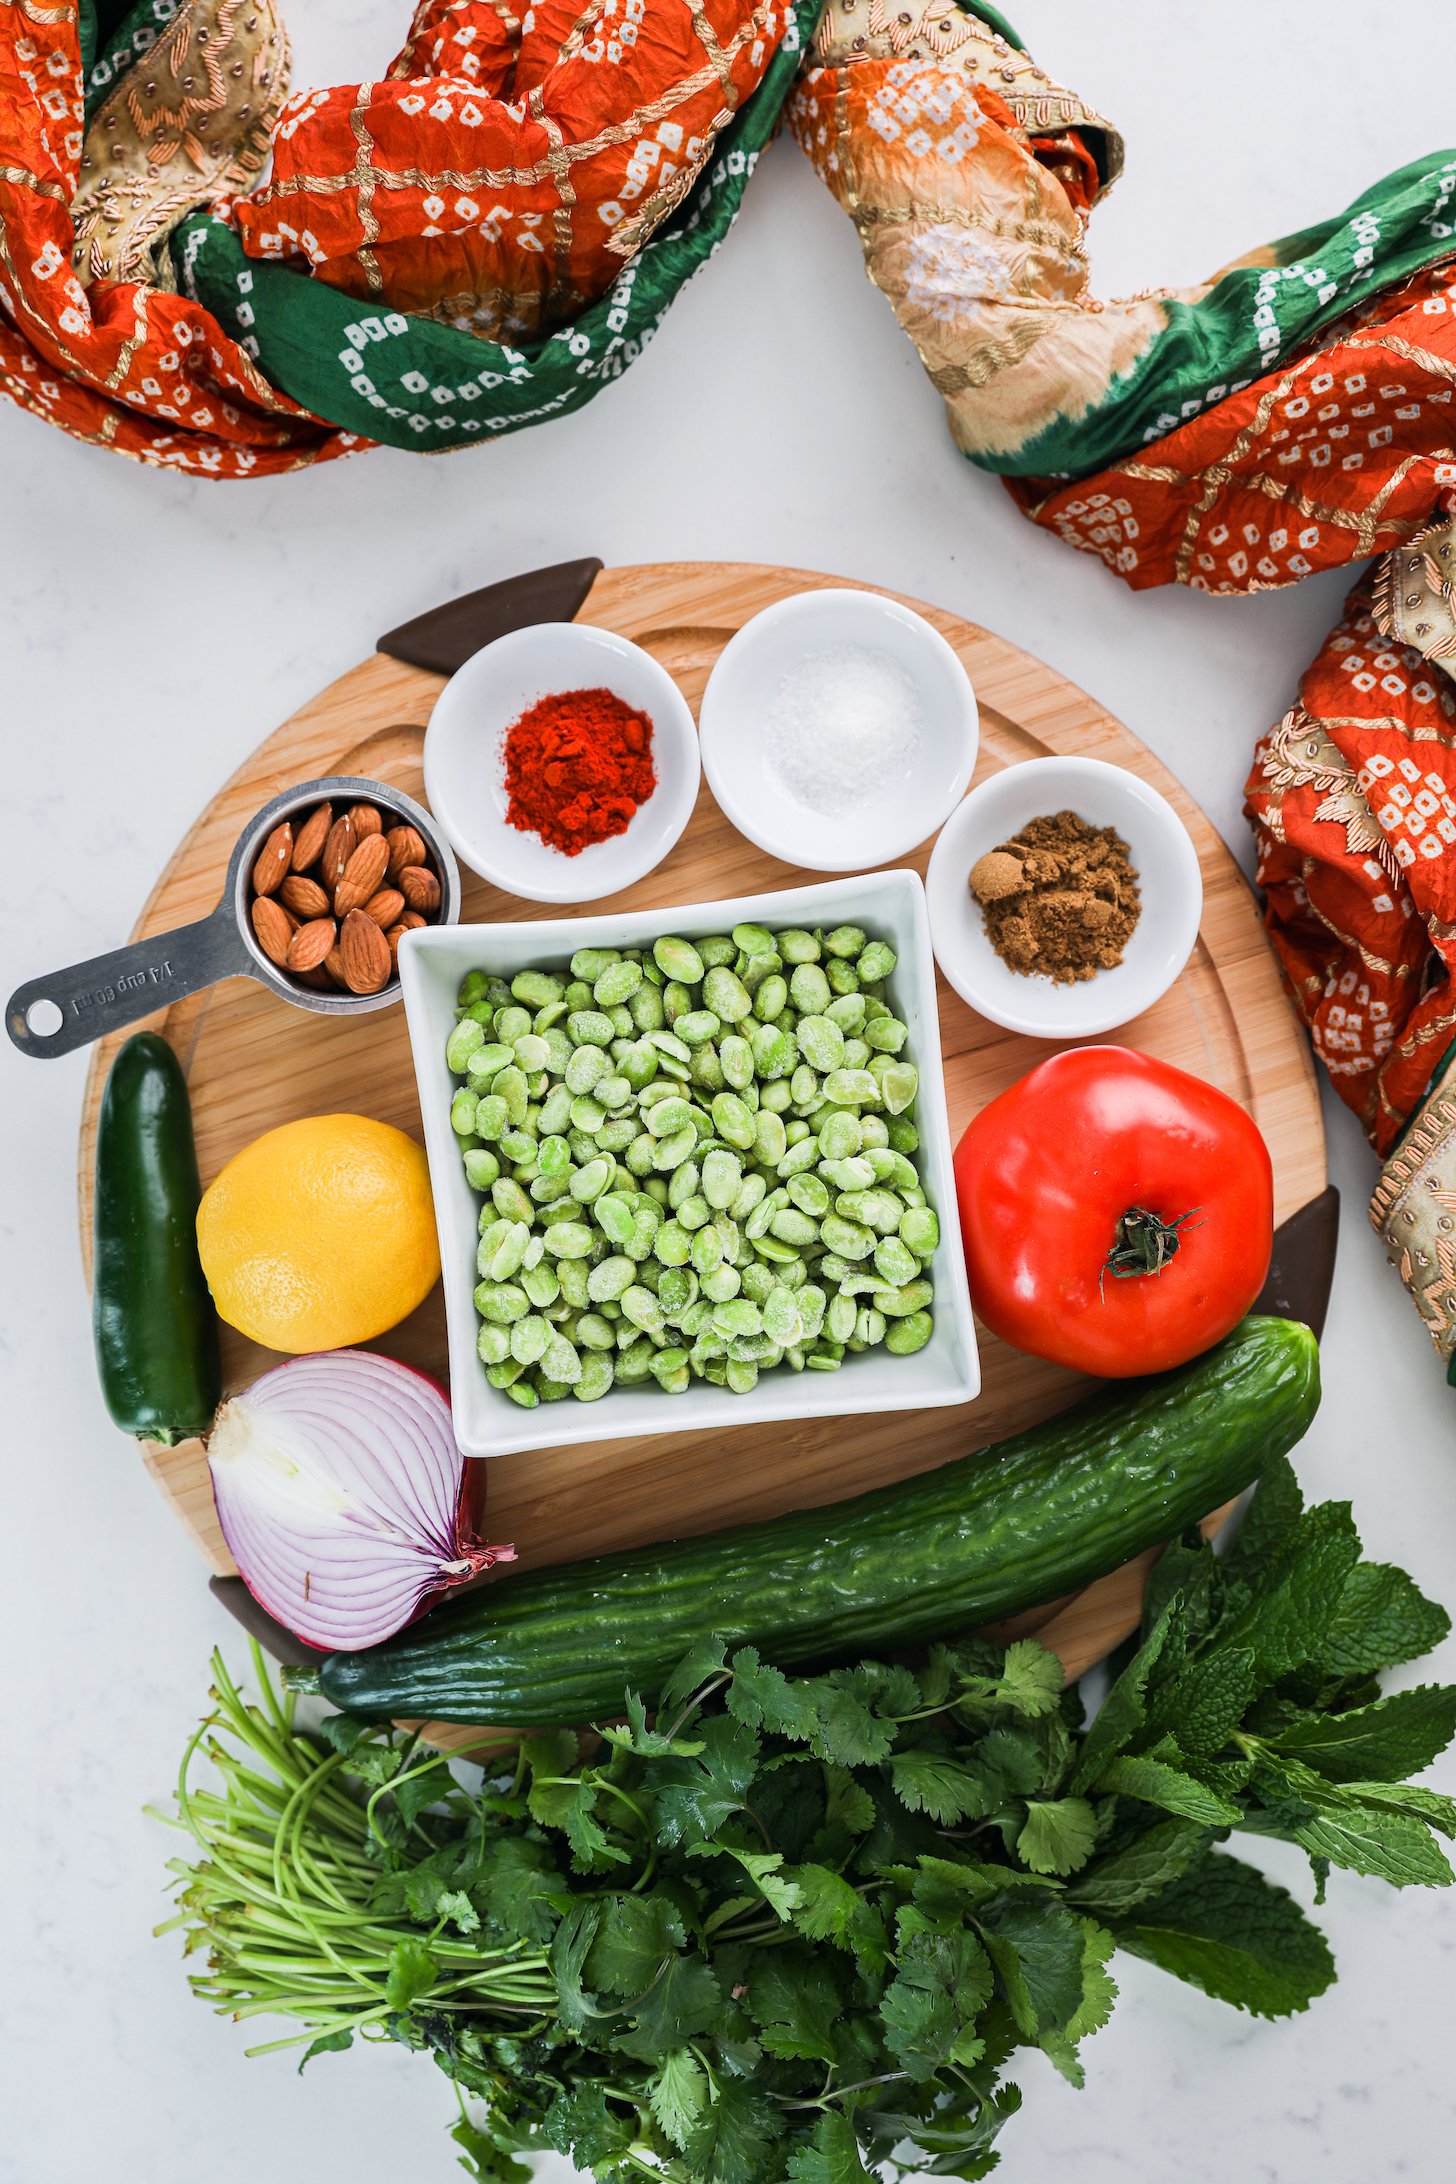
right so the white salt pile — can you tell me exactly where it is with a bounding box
[764,645,923,817]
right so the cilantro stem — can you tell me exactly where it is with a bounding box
[780,2071,911,2109]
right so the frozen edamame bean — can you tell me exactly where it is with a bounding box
[458,920,938,1406]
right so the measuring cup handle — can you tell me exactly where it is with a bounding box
[6,908,248,1059]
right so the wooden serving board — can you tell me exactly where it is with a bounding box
[76,562,1327,1696]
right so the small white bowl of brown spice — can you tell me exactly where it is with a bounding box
[926,756,1202,1037]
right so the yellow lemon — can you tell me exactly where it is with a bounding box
[197,1114,440,1352]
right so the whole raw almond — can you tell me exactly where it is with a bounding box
[323,945,350,989]
[339,907,392,994]
[362,886,405,929]
[320,813,356,889]
[348,802,383,838]
[398,863,441,914]
[250,895,294,967]
[291,802,332,872]
[251,821,293,897]
[279,873,332,919]
[387,909,425,959]
[285,916,338,973]
[385,823,426,879]
[294,963,335,991]
[335,832,390,915]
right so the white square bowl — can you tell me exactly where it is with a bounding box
[398,870,979,1457]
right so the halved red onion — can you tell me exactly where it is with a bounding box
[207,1351,513,1650]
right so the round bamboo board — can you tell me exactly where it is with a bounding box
[76,561,1326,1712]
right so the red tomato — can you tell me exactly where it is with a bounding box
[953,1047,1274,1377]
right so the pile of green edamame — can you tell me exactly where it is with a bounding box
[445,921,939,1409]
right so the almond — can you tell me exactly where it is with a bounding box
[348,802,383,838]
[335,832,391,915]
[323,945,351,988]
[362,886,405,929]
[385,823,426,879]
[398,863,441,914]
[250,895,294,967]
[294,963,336,991]
[387,909,425,959]
[320,813,356,890]
[291,802,333,872]
[286,916,338,973]
[339,907,392,994]
[251,821,293,897]
[279,873,332,919]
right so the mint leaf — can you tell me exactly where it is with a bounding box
[1141,1531,1218,1641]
[1110,1848,1335,2017]
[1095,1753,1243,1826]
[1070,1602,1180,1792]
[1144,1646,1257,1759]
[785,2112,872,2182]
[384,1935,437,2011]
[880,1922,993,2080]
[1323,1561,1452,1679]
[1216,1500,1362,1686]
[889,1750,994,1824]
[1293,1803,1454,1888]
[1337,1779,1456,1837]
[649,2050,709,2150]
[1224,1452,1304,1585]
[1067,1819,1208,1917]
[1016,1799,1099,1878]
[1270,1685,1456,1782]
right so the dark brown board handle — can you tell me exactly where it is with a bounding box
[377,556,604,677]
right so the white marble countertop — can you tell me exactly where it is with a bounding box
[4,4,1454,2179]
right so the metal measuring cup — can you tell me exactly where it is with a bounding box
[6,775,461,1060]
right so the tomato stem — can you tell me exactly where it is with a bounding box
[1102,1206,1201,1288]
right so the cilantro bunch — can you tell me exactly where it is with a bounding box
[163,1457,1456,2183]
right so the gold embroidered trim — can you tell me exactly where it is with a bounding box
[71,0,289,289]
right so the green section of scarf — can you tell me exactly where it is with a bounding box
[994,149,1456,482]
[171,0,819,456]
[80,0,185,119]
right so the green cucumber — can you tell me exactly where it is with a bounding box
[93,1032,220,1443]
[311,1316,1319,1725]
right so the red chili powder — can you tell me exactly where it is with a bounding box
[501,686,658,857]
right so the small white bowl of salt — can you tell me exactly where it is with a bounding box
[698,588,978,871]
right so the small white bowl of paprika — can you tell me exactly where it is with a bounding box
[423,622,702,905]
